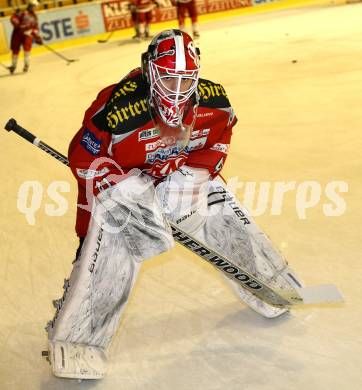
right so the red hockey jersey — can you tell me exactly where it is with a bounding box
[130,0,156,12]
[11,9,40,38]
[68,68,237,237]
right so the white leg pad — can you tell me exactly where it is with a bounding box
[202,178,305,317]
[163,174,304,318]
[48,340,107,379]
[47,171,173,348]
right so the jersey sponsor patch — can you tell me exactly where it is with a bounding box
[145,139,166,151]
[92,73,152,135]
[197,79,231,109]
[146,154,187,177]
[76,167,110,180]
[190,128,210,139]
[139,128,160,141]
[146,145,183,164]
[108,80,138,105]
[80,129,102,156]
[186,136,207,152]
[210,143,229,153]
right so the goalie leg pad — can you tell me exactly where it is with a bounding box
[205,178,304,317]
[166,175,304,317]
[47,171,173,348]
[47,221,141,348]
[48,340,107,379]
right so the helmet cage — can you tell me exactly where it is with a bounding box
[149,62,199,127]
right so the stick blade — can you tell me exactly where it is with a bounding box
[296,284,344,305]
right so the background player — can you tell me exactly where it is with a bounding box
[129,0,158,40]
[172,0,199,39]
[9,0,42,74]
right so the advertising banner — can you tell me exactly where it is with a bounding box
[101,0,251,32]
[0,22,8,53]
[1,3,105,46]
[252,0,279,5]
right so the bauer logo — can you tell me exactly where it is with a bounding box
[81,130,102,156]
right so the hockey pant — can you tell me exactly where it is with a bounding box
[156,166,304,318]
[46,170,173,350]
[11,31,33,54]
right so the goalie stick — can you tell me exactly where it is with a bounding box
[4,118,344,308]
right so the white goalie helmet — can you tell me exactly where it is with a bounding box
[142,29,201,148]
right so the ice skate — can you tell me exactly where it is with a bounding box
[193,31,200,39]
[133,34,142,42]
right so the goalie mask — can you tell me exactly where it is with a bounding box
[142,29,200,148]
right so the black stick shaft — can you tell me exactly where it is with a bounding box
[98,31,115,43]
[4,118,69,166]
[42,43,76,63]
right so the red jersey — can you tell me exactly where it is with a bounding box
[11,9,40,38]
[131,0,156,12]
[68,68,237,237]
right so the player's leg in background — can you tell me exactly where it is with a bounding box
[189,0,199,38]
[131,7,140,39]
[22,35,33,72]
[9,33,21,74]
[137,12,146,39]
[144,11,153,39]
[177,4,186,32]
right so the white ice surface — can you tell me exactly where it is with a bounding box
[1,4,362,389]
